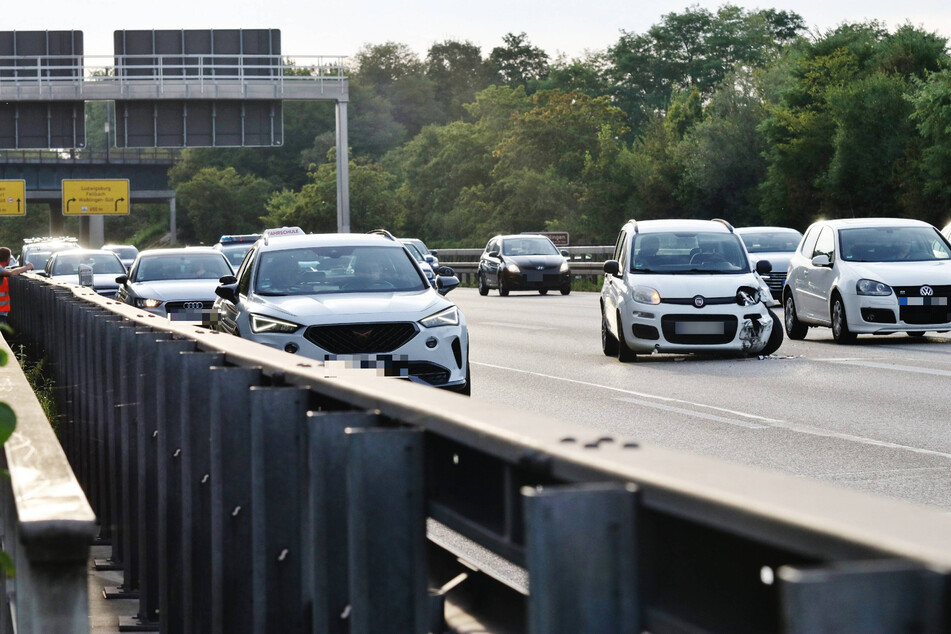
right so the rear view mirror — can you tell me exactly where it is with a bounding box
[435,275,460,296]
[603,260,620,276]
[755,260,772,275]
[115,275,128,284]
[219,275,238,285]
[215,284,239,304]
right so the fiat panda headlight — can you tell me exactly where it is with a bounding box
[632,286,661,305]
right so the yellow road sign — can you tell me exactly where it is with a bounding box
[0,180,26,216]
[62,179,130,215]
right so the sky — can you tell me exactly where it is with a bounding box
[8,0,951,61]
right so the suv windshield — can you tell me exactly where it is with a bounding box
[632,232,750,274]
[840,227,951,262]
[254,245,426,295]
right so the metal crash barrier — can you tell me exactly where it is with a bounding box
[8,274,951,633]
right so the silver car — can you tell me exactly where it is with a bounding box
[736,227,803,300]
[212,229,470,393]
[43,249,127,298]
[116,247,234,325]
[101,244,140,271]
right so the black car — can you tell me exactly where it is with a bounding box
[478,234,571,296]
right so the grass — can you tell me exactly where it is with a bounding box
[13,345,61,437]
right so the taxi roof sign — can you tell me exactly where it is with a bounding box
[62,179,130,215]
[0,180,26,216]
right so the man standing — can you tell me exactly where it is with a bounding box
[0,247,34,326]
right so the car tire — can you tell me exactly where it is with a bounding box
[560,284,571,296]
[601,307,618,357]
[760,309,784,356]
[616,311,636,362]
[478,273,489,296]
[538,289,548,295]
[831,293,857,344]
[783,293,808,340]
[498,275,509,297]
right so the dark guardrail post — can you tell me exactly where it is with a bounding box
[209,365,264,634]
[346,427,428,633]
[304,411,382,633]
[523,483,640,633]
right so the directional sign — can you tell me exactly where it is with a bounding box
[0,180,26,216]
[62,179,130,215]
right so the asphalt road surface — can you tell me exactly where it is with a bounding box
[452,287,951,512]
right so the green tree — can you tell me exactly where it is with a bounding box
[425,40,492,121]
[175,167,274,243]
[487,33,550,88]
[909,68,951,212]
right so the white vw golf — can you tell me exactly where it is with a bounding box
[212,228,470,393]
[784,218,951,342]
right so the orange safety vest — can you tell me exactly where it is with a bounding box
[0,276,9,314]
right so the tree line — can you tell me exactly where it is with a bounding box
[23,4,950,251]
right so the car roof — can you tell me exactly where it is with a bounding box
[625,219,735,234]
[256,232,403,252]
[817,217,933,230]
[735,226,801,234]
[493,234,557,241]
[50,248,120,258]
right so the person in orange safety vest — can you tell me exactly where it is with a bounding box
[0,247,35,326]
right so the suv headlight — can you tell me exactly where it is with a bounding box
[632,286,661,305]
[250,314,301,334]
[420,306,459,328]
[135,298,163,309]
[559,260,570,273]
[856,279,892,296]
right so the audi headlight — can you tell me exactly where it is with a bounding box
[250,314,301,334]
[420,306,459,328]
[135,298,163,309]
[505,262,520,274]
[559,260,570,273]
[632,286,661,305]
[856,279,892,296]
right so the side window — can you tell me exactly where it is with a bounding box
[237,247,256,296]
[483,240,492,254]
[813,227,835,261]
[800,226,820,258]
[613,230,627,262]
[619,233,631,271]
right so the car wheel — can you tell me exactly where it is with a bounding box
[560,284,571,296]
[601,307,618,356]
[478,273,489,296]
[760,309,785,356]
[538,289,548,295]
[498,275,509,296]
[783,293,808,340]
[907,331,926,338]
[831,294,857,344]
[616,311,636,362]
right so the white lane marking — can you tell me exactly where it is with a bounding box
[821,359,951,377]
[474,361,951,460]
[478,322,553,331]
[614,397,767,429]
[474,361,783,423]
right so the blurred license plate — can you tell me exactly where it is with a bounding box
[526,272,542,282]
[323,354,410,375]
[169,309,211,324]
[675,321,724,335]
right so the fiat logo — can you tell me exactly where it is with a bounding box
[182,301,204,309]
[693,295,705,308]
[920,285,934,296]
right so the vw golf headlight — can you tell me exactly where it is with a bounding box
[420,306,459,328]
[856,279,892,296]
[632,286,661,305]
[250,314,301,334]
[135,298,163,309]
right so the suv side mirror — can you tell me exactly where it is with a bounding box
[215,284,239,304]
[603,260,620,276]
[115,275,128,284]
[219,275,238,285]
[435,274,459,296]
[755,260,772,275]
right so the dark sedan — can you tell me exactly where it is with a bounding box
[478,234,571,296]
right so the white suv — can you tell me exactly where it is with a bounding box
[600,219,783,360]
[212,228,470,393]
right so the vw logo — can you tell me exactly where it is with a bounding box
[693,295,705,308]
[920,285,934,296]
[182,301,204,309]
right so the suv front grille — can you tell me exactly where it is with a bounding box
[305,322,418,354]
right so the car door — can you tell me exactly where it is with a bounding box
[602,229,629,336]
[483,238,503,286]
[217,247,255,334]
[799,226,837,322]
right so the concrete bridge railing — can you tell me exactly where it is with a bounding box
[8,274,951,633]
